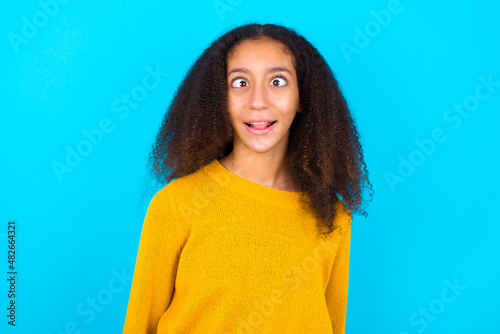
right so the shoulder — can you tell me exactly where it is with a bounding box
[334,200,352,233]
[144,180,192,241]
[152,162,213,200]
[149,162,220,220]
[171,161,217,190]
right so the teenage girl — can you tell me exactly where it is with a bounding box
[123,23,372,334]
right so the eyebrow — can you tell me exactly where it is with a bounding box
[227,66,292,77]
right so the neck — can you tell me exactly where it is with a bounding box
[219,150,290,189]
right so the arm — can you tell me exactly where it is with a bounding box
[324,205,352,334]
[123,185,184,333]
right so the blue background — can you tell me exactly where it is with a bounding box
[2,0,499,333]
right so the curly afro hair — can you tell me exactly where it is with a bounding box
[145,23,373,236]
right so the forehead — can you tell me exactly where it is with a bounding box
[227,38,295,70]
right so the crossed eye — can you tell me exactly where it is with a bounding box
[231,77,287,88]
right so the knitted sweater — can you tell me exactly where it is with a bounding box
[123,158,352,333]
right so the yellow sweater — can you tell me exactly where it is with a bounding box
[123,158,352,333]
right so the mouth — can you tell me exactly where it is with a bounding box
[244,120,277,129]
[243,120,277,135]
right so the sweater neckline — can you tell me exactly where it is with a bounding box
[202,158,309,209]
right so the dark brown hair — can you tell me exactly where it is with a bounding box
[144,23,373,236]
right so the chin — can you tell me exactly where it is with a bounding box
[246,140,283,154]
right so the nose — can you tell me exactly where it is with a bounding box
[249,83,269,110]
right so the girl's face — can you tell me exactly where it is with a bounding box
[226,37,300,157]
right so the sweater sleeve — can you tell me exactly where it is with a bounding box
[324,206,352,334]
[123,185,184,334]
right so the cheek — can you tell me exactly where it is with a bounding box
[227,103,238,118]
[226,102,239,123]
[227,96,243,113]
[277,96,298,113]
[227,94,236,109]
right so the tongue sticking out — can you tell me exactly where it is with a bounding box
[252,123,269,130]
[249,121,273,130]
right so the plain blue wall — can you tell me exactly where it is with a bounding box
[1,0,499,333]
